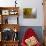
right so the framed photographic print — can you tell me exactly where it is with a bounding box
[2,10,9,15]
[23,8,37,18]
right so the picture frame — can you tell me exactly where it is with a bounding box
[9,10,18,15]
[2,10,9,15]
[23,8,37,18]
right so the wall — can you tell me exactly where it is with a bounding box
[0,0,44,26]
[18,0,44,26]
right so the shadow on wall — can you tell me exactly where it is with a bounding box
[18,26,44,44]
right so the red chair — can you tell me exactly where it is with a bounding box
[21,28,41,46]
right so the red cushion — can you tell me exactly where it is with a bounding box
[21,28,41,46]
